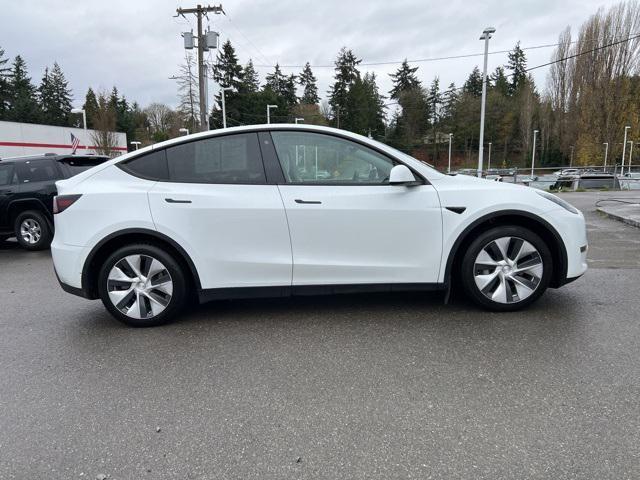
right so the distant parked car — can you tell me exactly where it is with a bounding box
[550,173,620,191]
[0,153,109,250]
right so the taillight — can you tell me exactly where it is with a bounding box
[53,194,82,214]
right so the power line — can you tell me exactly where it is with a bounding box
[222,12,273,67]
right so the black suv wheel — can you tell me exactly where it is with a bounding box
[14,210,53,251]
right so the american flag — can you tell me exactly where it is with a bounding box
[70,133,80,154]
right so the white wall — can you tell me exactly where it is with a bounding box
[0,120,127,158]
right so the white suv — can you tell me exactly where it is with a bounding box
[51,125,588,327]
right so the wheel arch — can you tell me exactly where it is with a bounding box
[81,228,201,299]
[444,210,568,289]
[9,199,54,230]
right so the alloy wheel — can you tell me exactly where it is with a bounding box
[20,218,41,245]
[473,236,543,304]
[107,254,173,319]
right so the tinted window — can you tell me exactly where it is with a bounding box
[166,133,265,184]
[16,159,59,183]
[0,163,16,186]
[61,157,108,176]
[121,150,169,180]
[270,131,395,184]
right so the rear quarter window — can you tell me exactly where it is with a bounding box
[119,150,169,181]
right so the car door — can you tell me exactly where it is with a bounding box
[0,163,18,231]
[270,130,443,286]
[146,132,292,290]
[14,158,62,215]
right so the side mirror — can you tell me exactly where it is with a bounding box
[389,164,418,185]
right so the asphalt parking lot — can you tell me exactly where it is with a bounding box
[1,191,639,479]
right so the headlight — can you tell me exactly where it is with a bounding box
[535,190,580,214]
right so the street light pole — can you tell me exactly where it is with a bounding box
[569,145,574,167]
[448,133,453,173]
[622,126,630,173]
[603,142,609,170]
[221,87,233,129]
[531,129,538,178]
[477,26,495,178]
[267,104,278,124]
[130,141,141,150]
[295,118,304,124]
[71,108,87,130]
[487,142,492,170]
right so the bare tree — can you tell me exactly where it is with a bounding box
[90,91,118,156]
[176,51,199,133]
[144,103,181,141]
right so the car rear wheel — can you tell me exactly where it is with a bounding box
[14,210,53,251]
[460,226,553,311]
[98,244,187,327]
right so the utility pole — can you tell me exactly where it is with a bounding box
[569,145,574,167]
[221,87,232,128]
[622,126,630,173]
[176,4,223,132]
[603,142,609,170]
[448,133,453,173]
[477,27,496,178]
[531,129,538,178]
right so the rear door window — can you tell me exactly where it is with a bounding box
[0,163,17,186]
[166,133,265,184]
[15,159,61,183]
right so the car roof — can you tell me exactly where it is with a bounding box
[0,153,110,163]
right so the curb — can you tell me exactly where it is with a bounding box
[596,207,640,228]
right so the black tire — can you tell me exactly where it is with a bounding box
[98,243,187,327]
[14,210,53,251]
[460,225,553,311]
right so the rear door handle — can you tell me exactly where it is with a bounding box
[165,198,192,204]
[295,199,322,204]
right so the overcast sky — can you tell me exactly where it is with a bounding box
[1,0,618,114]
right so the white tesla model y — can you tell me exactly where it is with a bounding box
[51,125,587,326]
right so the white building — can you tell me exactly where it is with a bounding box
[0,120,127,158]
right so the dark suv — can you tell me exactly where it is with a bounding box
[0,153,109,250]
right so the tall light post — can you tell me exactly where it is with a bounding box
[477,26,496,178]
[130,141,141,150]
[266,104,278,124]
[71,108,87,130]
[569,145,574,167]
[531,129,538,178]
[295,118,304,124]
[621,126,630,173]
[487,142,492,170]
[220,87,233,129]
[603,142,609,169]
[179,128,189,136]
[448,133,453,173]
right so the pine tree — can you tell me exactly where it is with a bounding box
[264,64,287,93]
[240,59,260,93]
[7,55,40,123]
[282,74,298,107]
[298,62,319,104]
[507,42,527,95]
[389,59,421,100]
[39,62,73,126]
[328,47,361,126]
[463,66,483,97]
[0,45,11,118]
[491,66,510,96]
[83,88,99,129]
[428,77,441,125]
[213,40,243,90]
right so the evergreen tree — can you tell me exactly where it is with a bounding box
[282,74,298,107]
[389,59,421,100]
[298,62,319,104]
[264,64,287,94]
[0,46,11,118]
[213,40,243,90]
[441,82,458,124]
[39,62,73,126]
[240,59,260,93]
[507,42,527,95]
[83,87,99,129]
[428,77,441,125]
[327,47,361,126]
[463,66,483,97]
[491,66,510,96]
[7,55,40,123]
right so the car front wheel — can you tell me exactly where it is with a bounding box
[98,244,187,327]
[460,226,553,311]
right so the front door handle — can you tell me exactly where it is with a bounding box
[295,199,322,204]
[165,198,192,204]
